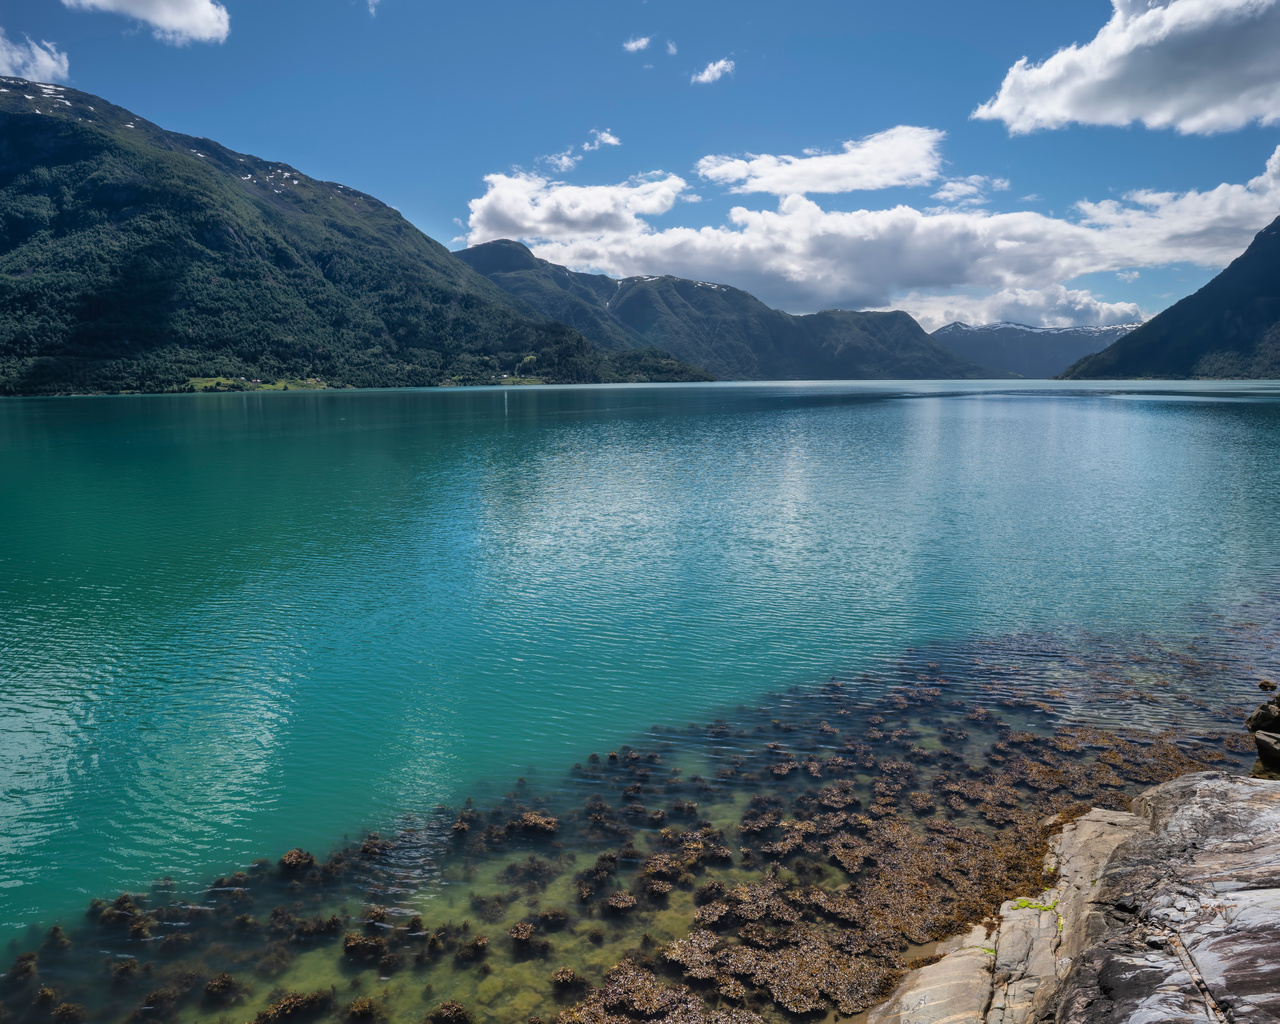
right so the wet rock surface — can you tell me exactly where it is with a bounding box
[1247,700,1280,773]
[871,771,1280,1024]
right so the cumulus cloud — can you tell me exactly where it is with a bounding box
[931,174,1011,206]
[62,0,229,44]
[583,129,621,151]
[623,35,651,52]
[698,126,945,196]
[543,149,581,172]
[464,142,1280,326]
[666,40,677,55]
[0,28,69,81]
[877,286,1142,332]
[466,171,688,244]
[691,58,734,84]
[974,0,1280,134]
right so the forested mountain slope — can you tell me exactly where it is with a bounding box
[458,239,1002,380]
[0,78,708,394]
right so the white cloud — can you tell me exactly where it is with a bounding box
[466,171,688,244]
[666,40,677,55]
[1117,269,1141,282]
[698,126,945,196]
[974,0,1280,134]
[62,0,229,44]
[623,35,651,52]
[464,141,1280,327]
[539,130,621,171]
[367,0,379,14]
[931,174,1011,206]
[583,129,621,151]
[878,286,1143,332]
[0,28,69,81]
[543,149,581,172]
[691,58,734,84]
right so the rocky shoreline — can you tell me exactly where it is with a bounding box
[868,770,1280,1024]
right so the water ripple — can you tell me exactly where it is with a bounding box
[1,381,1279,935]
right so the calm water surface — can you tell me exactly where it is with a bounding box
[2,380,1279,939]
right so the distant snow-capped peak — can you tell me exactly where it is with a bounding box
[934,321,1142,337]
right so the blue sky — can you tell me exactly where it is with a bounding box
[3,0,1280,327]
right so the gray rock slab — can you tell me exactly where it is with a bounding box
[1182,888,1280,1022]
[1064,773,1280,1024]
[867,924,994,1024]
[864,773,1280,1024]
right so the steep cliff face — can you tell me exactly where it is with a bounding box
[1063,216,1280,380]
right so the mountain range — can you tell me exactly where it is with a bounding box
[931,321,1139,378]
[456,239,1000,380]
[3,76,1277,393]
[1063,215,1280,379]
[0,77,709,395]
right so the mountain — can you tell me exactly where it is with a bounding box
[457,239,1004,380]
[1062,216,1280,379]
[0,78,709,395]
[932,321,1140,378]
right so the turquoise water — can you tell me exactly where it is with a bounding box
[2,380,1279,942]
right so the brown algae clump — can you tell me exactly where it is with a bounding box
[203,971,242,1004]
[278,848,316,871]
[425,1001,475,1024]
[251,988,335,1022]
[605,891,637,913]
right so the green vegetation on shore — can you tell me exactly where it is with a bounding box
[0,79,709,396]
[188,376,333,392]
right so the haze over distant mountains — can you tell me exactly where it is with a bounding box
[1063,215,1280,379]
[0,78,708,395]
[931,321,1140,379]
[456,239,1001,381]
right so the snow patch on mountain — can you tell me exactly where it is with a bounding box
[934,321,1142,338]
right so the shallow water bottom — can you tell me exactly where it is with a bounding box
[1,613,1272,1024]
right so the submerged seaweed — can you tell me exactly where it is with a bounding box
[0,623,1270,1024]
